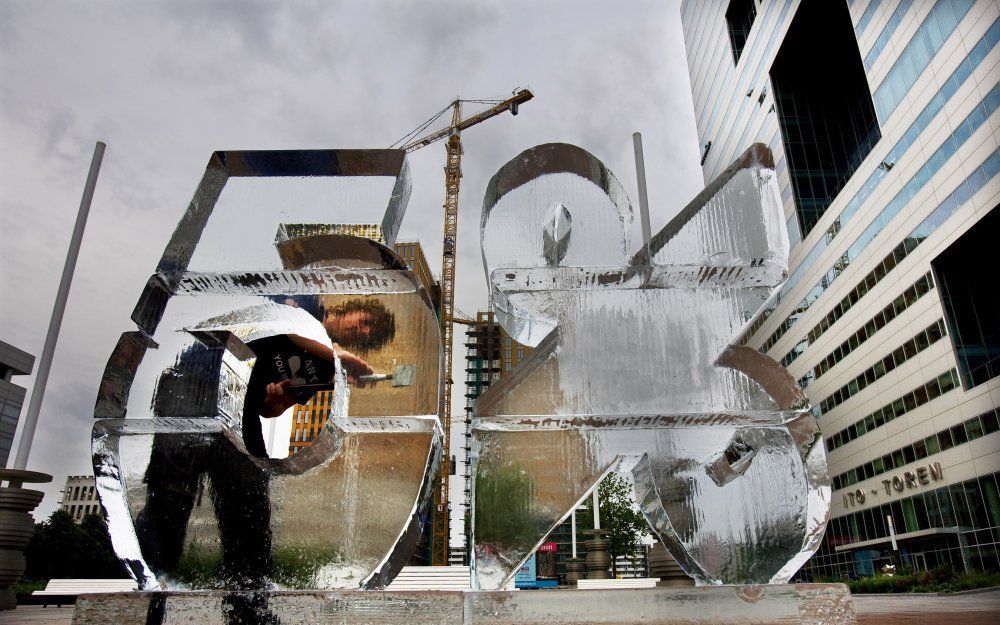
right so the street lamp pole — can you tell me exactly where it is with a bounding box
[11,141,106,470]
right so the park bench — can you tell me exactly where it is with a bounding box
[31,578,138,606]
[576,577,660,589]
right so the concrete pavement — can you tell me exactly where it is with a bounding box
[1,588,997,624]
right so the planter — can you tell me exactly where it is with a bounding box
[583,529,612,580]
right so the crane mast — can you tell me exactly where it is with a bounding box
[394,89,533,566]
[433,101,463,566]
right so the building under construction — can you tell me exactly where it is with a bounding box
[451,310,532,564]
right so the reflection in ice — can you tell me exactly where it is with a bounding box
[472,143,830,589]
[92,149,442,590]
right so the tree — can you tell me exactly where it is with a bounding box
[23,509,126,581]
[576,473,649,576]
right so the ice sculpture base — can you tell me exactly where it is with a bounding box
[72,584,855,624]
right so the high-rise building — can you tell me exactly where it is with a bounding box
[60,475,100,522]
[681,0,998,578]
[0,340,34,468]
[452,311,533,564]
[287,238,439,455]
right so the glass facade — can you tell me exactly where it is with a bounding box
[804,472,1000,579]
[933,206,1000,389]
[854,0,883,38]
[725,0,757,64]
[872,0,974,121]
[746,92,999,359]
[738,17,999,349]
[771,0,881,235]
[864,0,912,72]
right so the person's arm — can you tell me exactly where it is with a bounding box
[286,334,375,385]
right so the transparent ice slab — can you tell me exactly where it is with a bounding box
[94,415,440,590]
[92,149,442,590]
[471,143,830,589]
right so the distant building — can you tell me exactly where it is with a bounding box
[287,239,439,456]
[393,239,440,309]
[0,340,34,468]
[60,475,100,522]
[452,310,533,564]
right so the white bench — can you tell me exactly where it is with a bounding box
[32,578,138,606]
[576,577,660,589]
[386,566,472,591]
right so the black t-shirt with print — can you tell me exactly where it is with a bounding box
[242,334,336,458]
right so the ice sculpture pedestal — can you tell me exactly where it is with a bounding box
[72,585,856,624]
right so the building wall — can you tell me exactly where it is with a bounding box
[60,475,101,522]
[288,239,439,456]
[0,340,34,468]
[680,0,999,577]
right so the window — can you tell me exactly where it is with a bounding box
[725,0,757,64]
[933,206,1000,389]
[771,0,881,235]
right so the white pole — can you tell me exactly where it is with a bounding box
[632,132,652,246]
[12,141,106,470]
[571,510,577,558]
[887,515,898,551]
[592,489,601,530]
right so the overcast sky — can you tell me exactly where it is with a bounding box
[0,0,703,517]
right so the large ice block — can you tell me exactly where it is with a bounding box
[92,149,442,591]
[471,143,830,589]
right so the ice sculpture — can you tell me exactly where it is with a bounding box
[92,150,442,590]
[472,143,830,588]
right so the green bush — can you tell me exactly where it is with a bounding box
[847,570,1000,594]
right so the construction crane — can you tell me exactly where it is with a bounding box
[391,88,533,566]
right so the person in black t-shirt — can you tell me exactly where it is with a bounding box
[240,332,372,458]
[135,300,395,590]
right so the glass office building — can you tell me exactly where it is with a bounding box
[680,0,999,578]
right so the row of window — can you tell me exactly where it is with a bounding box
[813,319,947,418]
[826,368,960,452]
[818,472,1000,555]
[66,484,95,502]
[756,80,997,360]
[853,0,883,38]
[738,19,998,349]
[465,372,500,382]
[872,0,973,121]
[789,271,934,378]
[800,257,932,364]
[864,0,913,72]
[832,407,1000,491]
[64,504,101,521]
